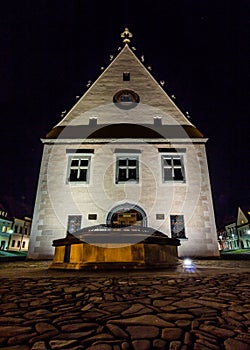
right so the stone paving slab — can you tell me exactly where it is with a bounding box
[0,260,249,349]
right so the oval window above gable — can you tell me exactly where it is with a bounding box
[113,89,140,109]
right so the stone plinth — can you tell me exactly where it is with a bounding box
[50,225,180,270]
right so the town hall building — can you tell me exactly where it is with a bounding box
[28,29,219,259]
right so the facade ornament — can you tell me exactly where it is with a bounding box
[121,27,133,44]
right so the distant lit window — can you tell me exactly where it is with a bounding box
[2,226,6,232]
[116,156,139,183]
[67,155,91,183]
[162,155,185,182]
[170,215,186,239]
[67,215,82,234]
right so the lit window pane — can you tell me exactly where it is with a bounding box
[67,215,82,233]
[170,215,186,238]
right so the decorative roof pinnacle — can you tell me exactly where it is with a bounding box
[120,27,133,44]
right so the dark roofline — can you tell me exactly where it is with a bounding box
[46,123,204,139]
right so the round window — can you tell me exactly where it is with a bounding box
[113,89,140,109]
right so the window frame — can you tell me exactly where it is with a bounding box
[67,215,82,234]
[67,154,91,184]
[170,215,187,239]
[161,154,185,183]
[115,155,139,184]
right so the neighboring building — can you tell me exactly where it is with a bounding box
[219,207,250,250]
[8,217,32,252]
[28,28,219,259]
[0,205,13,250]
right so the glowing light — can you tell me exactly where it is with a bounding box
[182,258,196,273]
[183,258,193,267]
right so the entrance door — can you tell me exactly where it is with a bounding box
[107,203,147,227]
[111,210,143,227]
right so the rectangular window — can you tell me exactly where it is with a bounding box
[162,155,185,182]
[11,240,15,247]
[123,72,130,81]
[22,241,25,248]
[170,215,186,239]
[67,215,82,234]
[116,156,139,183]
[17,241,21,247]
[67,155,91,183]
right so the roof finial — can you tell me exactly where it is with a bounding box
[121,27,133,44]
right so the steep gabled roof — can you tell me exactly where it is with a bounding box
[237,207,249,226]
[46,29,204,140]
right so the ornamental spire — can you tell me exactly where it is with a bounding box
[120,27,133,44]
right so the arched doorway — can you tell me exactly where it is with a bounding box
[106,203,147,227]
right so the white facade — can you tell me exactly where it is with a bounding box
[28,31,219,259]
[8,217,32,252]
[220,207,250,250]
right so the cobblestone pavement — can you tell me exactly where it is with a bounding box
[0,260,249,350]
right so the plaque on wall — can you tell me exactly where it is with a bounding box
[156,214,165,220]
[88,214,97,220]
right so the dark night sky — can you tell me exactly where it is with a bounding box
[0,0,249,228]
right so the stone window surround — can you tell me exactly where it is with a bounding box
[160,153,186,183]
[115,154,140,184]
[66,154,92,184]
